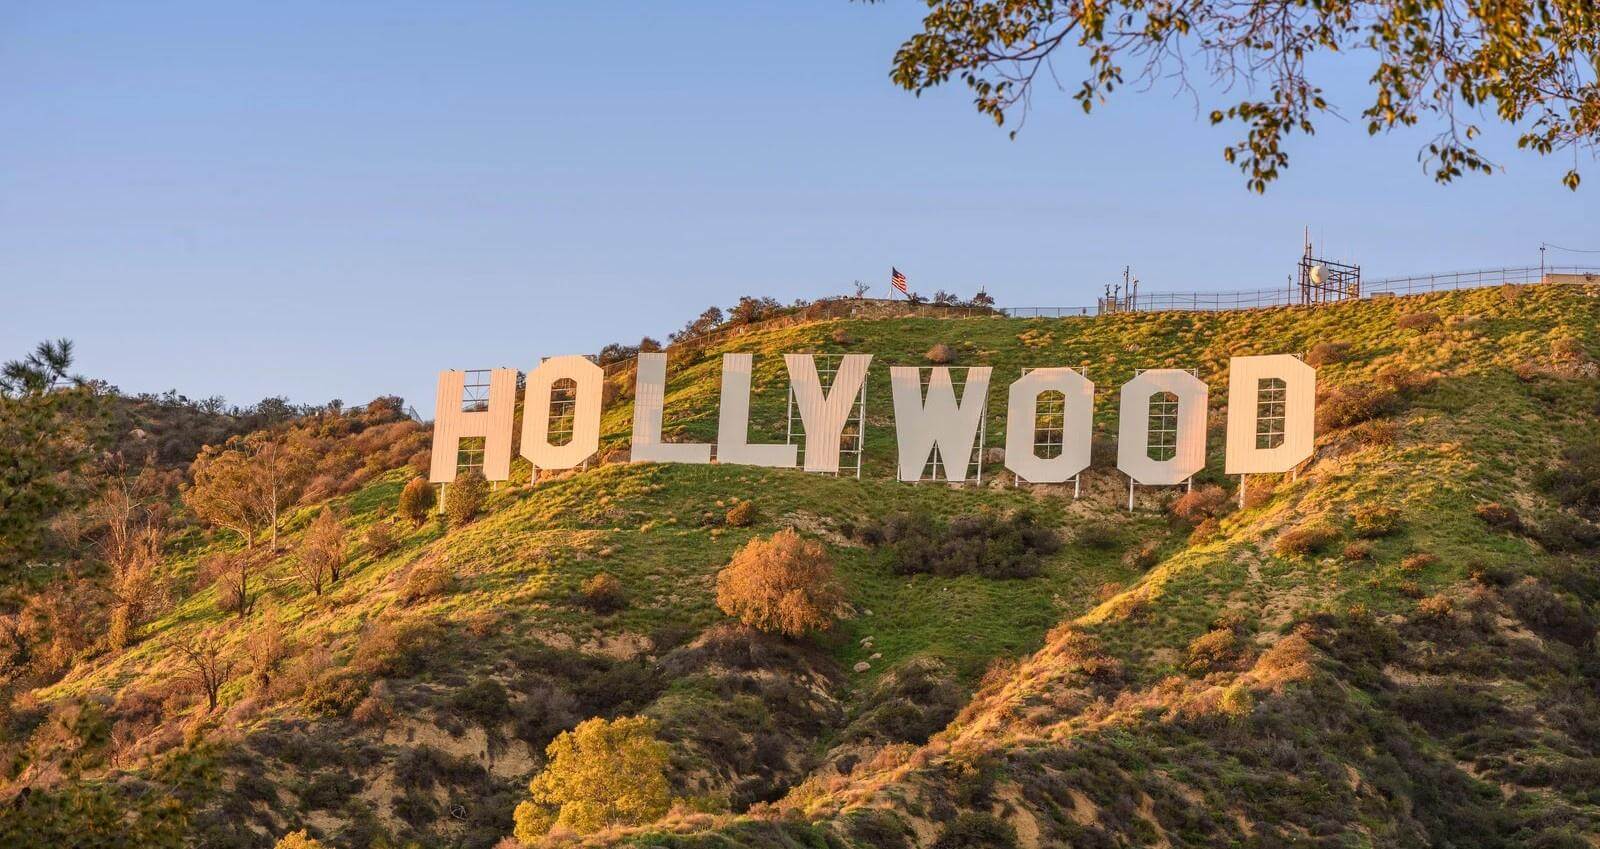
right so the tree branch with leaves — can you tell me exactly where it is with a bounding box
[880,0,1598,190]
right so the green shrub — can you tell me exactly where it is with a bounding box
[514,716,670,839]
[931,812,1017,849]
[443,470,488,527]
[398,476,436,525]
[580,572,626,613]
[1351,504,1401,538]
[860,509,1062,579]
[1274,522,1338,557]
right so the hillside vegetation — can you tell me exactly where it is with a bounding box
[3,283,1599,849]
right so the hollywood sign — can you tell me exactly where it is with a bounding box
[428,353,1315,497]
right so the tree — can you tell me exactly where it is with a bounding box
[292,508,346,596]
[0,339,108,570]
[184,443,261,548]
[94,480,167,649]
[444,469,488,527]
[207,552,257,619]
[883,0,1598,191]
[0,338,80,395]
[183,432,311,549]
[252,432,312,550]
[513,715,671,840]
[174,627,234,712]
[399,476,436,525]
[716,528,844,638]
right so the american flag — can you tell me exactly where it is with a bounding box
[890,267,908,294]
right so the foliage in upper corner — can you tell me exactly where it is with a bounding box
[878,0,1597,191]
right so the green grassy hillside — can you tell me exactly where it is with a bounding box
[4,283,1599,849]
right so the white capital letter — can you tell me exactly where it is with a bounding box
[890,366,992,482]
[1118,370,1208,485]
[429,368,518,483]
[1005,368,1093,483]
[630,353,711,464]
[1224,354,1316,474]
[716,353,797,468]
[521,355,603,471]
[785,353,871,473]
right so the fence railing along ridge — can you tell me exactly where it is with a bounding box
[594,265,1600,376]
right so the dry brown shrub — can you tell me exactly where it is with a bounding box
[365,521,399,557]
[1251,630,1316,689]
[1317,385,1399,431]
[923,343,956,364]
[1399,552,1440,572]
[724,499,757,528]
[1342,541,1373,561]
[400,557,455,604]
[1188,517,1222,545]
[580,572,626,613]
[1274,522,1338,557]
[1171,484,1231,524]
[1396,311,1441,332]
[1184,628,1239,673]
[715,529,842,637]
[1304,341,1349,367]
[1415,594,1454,621]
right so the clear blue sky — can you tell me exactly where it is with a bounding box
[2,2,1595,417]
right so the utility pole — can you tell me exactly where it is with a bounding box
[1540,243,1547,281]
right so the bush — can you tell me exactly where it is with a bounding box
[1317,385,1400,431]
[579,572,626,614]
[931,812,1017,849]
[444,470,488,527]
[1351,504,1401,538]
[398,476,436,525]
[400,558,455,604]
[1396,311,1441,332]
[1474,502,1523,532]
[1538,444,1600,519]
[365,521,399,557]
[1304,341,1349,367]
[861,509,1062,578]
[1171,485,1231,524]
[1274,522,1338,557]
[274,831,326,849]
[924,342,956,364]
[716,529,843,638]
[1342,541,1373,561]
[1399,552,1439,572]
[1185,627,1239,673]
[724,499,758,528]
[514,716,670,839]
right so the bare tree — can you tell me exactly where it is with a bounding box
[174,627,234,712]
[207,552,257,619]
[292,508,346,596]
[94,477,169,647]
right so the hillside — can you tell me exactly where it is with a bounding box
[4,283,1599,849]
